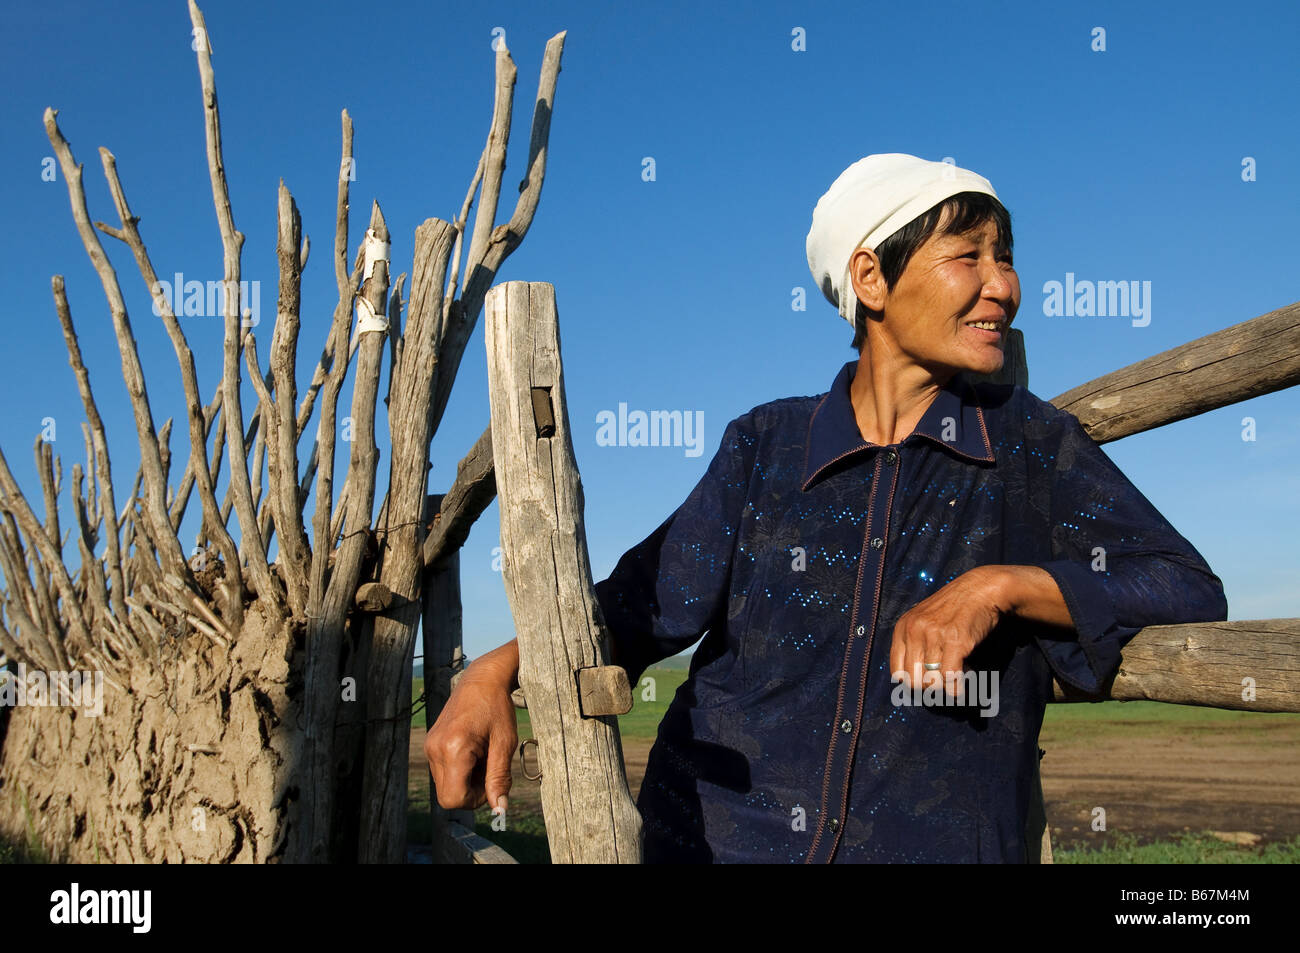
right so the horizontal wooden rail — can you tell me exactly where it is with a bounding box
[422,424,496,570]
[434,820,518,864]
[1050,299,1300,443]
[1051,619,1300,711]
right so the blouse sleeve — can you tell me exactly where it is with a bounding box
[1029,413,1229,693]
[592,414,754,689]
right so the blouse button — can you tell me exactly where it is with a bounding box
[840,719,852,733]
[855,625,865,637]
[828,817,840,832]
[884,450,897,465]
[870,537,883,549]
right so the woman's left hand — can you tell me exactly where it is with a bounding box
[889,564,1008,698]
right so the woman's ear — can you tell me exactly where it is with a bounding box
[848,246,887,313]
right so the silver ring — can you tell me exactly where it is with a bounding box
[923,662,942,671]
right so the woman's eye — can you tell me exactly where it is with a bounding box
[958,250,1013,264]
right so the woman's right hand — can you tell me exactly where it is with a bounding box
[424,642,519,816]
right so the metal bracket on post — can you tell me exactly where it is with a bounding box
[530,386,555,437]
[509,666,633,718]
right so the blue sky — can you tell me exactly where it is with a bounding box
[2,0,1297,665]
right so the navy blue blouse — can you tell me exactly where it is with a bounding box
[593,359,1228,863]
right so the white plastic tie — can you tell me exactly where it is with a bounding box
[362,227,390,282]
[355,296,388,334]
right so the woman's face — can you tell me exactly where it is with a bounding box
[852,214,1020,379]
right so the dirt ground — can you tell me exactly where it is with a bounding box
[1033,718,1300,849]
[410,718,1300,852]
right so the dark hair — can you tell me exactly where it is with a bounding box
[850,191,1013,351]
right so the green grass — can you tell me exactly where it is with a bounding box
[472,808,551,864]
[1055,831,1300,864]
[412,677,428,729]
[414,666,690,740]
[613,666,689,737]
[1041,699,1300,742]
[0,787,51,864]
[407,785,433,846]
[0,831,44,864]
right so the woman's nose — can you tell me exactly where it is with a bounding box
[981,260,1016,300]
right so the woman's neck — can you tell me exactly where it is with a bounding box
[849,351,951,447]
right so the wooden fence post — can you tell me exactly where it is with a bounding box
[420,493,476,855]
[484,280,642,863]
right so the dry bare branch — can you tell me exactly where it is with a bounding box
[95,148,245,625]
[167,378,224,533]
[68,462,109,628]
[188,0,280,625]
[0,448,91,660]
[460,45,515,322]
[157,418,173,490]
[79,422,97,529]
[384,273,406,412]
[305,109,358,619]
[0,617,31,671]
[268,180,310,616]
[327,204,389,608]
[0,520,63,671]
[442,155,485,328]
[248,411,267,525]
[35,439,61,557]
[42,109,191,588]
[294,245,365,512]
[429,31,566,444]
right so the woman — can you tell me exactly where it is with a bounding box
[425,154,1228,862]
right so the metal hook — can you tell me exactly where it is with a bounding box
[518,737,542,781]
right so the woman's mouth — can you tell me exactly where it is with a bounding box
[964,320,1004,340]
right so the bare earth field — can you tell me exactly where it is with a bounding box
[1033,718,1300,849]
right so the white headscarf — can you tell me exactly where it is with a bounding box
[806,153,1000,325]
